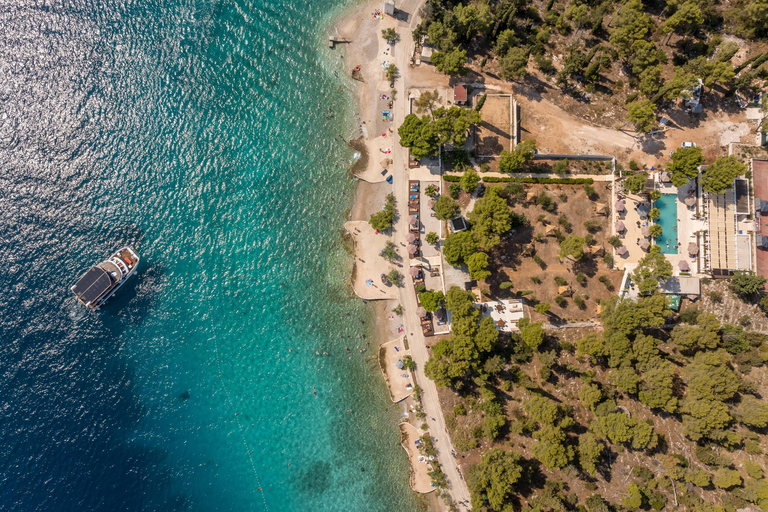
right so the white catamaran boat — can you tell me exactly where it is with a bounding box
[71,246,140,310]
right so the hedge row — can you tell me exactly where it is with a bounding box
[482,176,594,184]
[443,175,594,185]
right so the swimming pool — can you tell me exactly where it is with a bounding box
[655,193,678,254]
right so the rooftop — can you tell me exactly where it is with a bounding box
[453,84,467,103]
[477,299,525,331]
[657,276,701,296]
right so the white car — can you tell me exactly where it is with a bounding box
[680,141,697,148]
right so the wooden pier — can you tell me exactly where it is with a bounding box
[328,36,351,48]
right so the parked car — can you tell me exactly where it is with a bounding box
[680,141,697,148]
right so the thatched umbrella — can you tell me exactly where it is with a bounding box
[408,215,418,225]
[617,245,628,255]
[406,232,416,243]
[641,226,650,237]
[679,260,690,271]
[615,221,625,232]
[684,196,696,207]
[595,202,608,214]
[408,244,418,255]
[660,172,671,183]
[428,199,436,209]
[409,266,421,278]
[416,307,427,318]
[688,242,699,255]
[615,200,625,211]
[639,239,650,251]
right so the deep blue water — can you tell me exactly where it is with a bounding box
[0,1,417,511]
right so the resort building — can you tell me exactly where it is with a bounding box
[453,85,467,105]
[477,299,526,332]
[751,160,768,287]
[705,176,754,277]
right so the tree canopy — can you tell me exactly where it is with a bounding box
[467,252,491,281]
[432,47,469,75]
[398,107,482,159]
[499,140,536,173]
[560,235,586,260]
[627,99,656,133]
[369,193,395,231]
[443,231,479,265]
[468,448,523,511]
[468,186,512,249]
[631,245,673,295]
[701,156,746,194]
[521,321,545,349]
[434,194,461,220]
[419,290,445,312]
[668,146,704,187]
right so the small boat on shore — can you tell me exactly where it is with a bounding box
[71,246,139,310]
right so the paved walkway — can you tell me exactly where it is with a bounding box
[386,2,472,507]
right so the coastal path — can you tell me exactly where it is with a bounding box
[386,2,472,510]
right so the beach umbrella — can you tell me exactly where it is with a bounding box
[497,320,504,327]
[617,246,628,255]
[406,232,416,243]
[408,215,418,225]
[408,245,418,255]
[688,242,699,255]
[496,304,503,311]
[639,239,650,251]
[409,266,421,278]
[615,200,625,211]
[641,226,650,237]
[679,260,690,271]
[684,196,696,207]
[416,307,427,318]
[428,199,436,209]
[396,359,404,369]
[615,221,625,232]
[661,172,671,183]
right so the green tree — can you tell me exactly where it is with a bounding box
[681,398,733,441]
[434,195,460,220]
[532,425,573,469]
[600,294,671,337]
[432,48,468,76]
[612,365,641,394]
[535,302,552,315]
[461,168,480,192]
[609,0,653,57]
[387,269,402,286]
[414,90,440,114]
[467,252,491,281]
[443,231,479,266]
[468,186,512,249]
[521,322,545,349]
[385,63,397,83]
[467,449,523,511]
[730,270,767,295]
[623,484,645,509]
[661,1,704,37]
[627,99,656,133]
[668,146,704,187]
[369,193,395,230]
[560,235,586,260]
[736,395,768,428]
[579,383,603,411]
[425,232,439,245]
[578,433,604,477]
[712,468,742,489]
[685,349,739,402]
[592,412,658,450]
[701,156,746,193]
[670,313,720,352]
[638,357,678,412]
[624,172,647,194]
[638,65,662,97]
[425,184,438,197]
[649,224,663,238]
[499,139,537,173]
[629,40,662,75]
[493,29,520,57]
[381,28,398,42]
[650,190,662,201]
[631,245,673,295]
[424,357,452,387]
[499,48,529,80]
[380,240,398,261]
[525,395,559,424]
[397,114,438,158]
[685,56,734,89]
[419,290,445,312]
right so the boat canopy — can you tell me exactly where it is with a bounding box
[72,267,112,304]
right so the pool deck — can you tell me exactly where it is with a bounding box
[618,180,707,276]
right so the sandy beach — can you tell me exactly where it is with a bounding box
[332,0,471,509]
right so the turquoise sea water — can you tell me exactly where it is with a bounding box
[655,194,679,254]
[0,1,417,511]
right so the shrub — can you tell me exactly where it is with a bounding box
[532,277,542,284]
[583,184,596,198]
[555,276,567,286]
[482,176,594,184]
[708,290,723,303]
[629,159,639,171]
[454,403,467,416]
[576,273,586,284]
[449,183,461,199]
[584,220,601,232]
[555,295,566,306]
[553,159,569,175]
[499,281,514,290]
[533,255,544,267]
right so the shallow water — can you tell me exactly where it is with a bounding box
[0,1,417,510]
